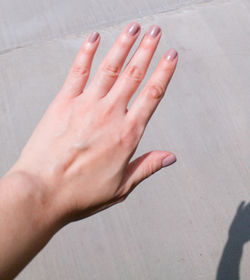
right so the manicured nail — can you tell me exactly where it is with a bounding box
[165,48,178,61]
[146,25,161,38]
[127,22,140,36]
[88,31,99,43]
[162,154,177,168]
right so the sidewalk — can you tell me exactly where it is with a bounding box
[0,0,249,279]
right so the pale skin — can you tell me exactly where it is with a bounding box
[0,22,178,279]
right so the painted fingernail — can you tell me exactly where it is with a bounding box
[146,25,161,38]
[164,48,178,61]
[162,154,177,168]
[88,31,99,43]
[127,22,140,36]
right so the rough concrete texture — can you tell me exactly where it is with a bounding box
[0,0,249,279]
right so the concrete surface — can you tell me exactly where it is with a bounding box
[0,0,249,279]
[0,0,210,53]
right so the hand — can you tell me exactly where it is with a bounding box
[229,201,250,244]
[8,22,178,224]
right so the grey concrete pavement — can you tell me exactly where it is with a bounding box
[0,0,249,279]
[0,0,211,53]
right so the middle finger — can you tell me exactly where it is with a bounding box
[85,22,141,99]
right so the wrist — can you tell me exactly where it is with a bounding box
[0,169,64,279]
[1,168,63,234]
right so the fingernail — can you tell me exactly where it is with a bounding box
[127,22,140,36]
[88,31,99,43]
[162,154,177,168]
[164,48,178,61]
[146,25,161,38]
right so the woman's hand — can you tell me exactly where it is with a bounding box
[8,22,178,224]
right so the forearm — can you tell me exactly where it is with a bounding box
[0,170,62,279]
[216,238,243,280]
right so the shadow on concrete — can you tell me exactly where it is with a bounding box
[216,201,250,280]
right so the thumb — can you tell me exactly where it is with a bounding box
[122,150,176,194]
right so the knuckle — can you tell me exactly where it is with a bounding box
[118,34,131,48]
[145,84,165,99]
[147,161,158,176]
[119,120,138,147]
[71,65,89,77]
[125,64,144,83]
[101,62,120,78]
[128,114,145,137]
[82,43,93,52]
[101,105,113,120]
[100,97,117,119]
[119,130,132,147]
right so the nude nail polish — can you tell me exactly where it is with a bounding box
[146,25,161,38]
[127,22,140,36]
[164,48,178,61]
[162,154,177,167]
[88,31,99,43]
